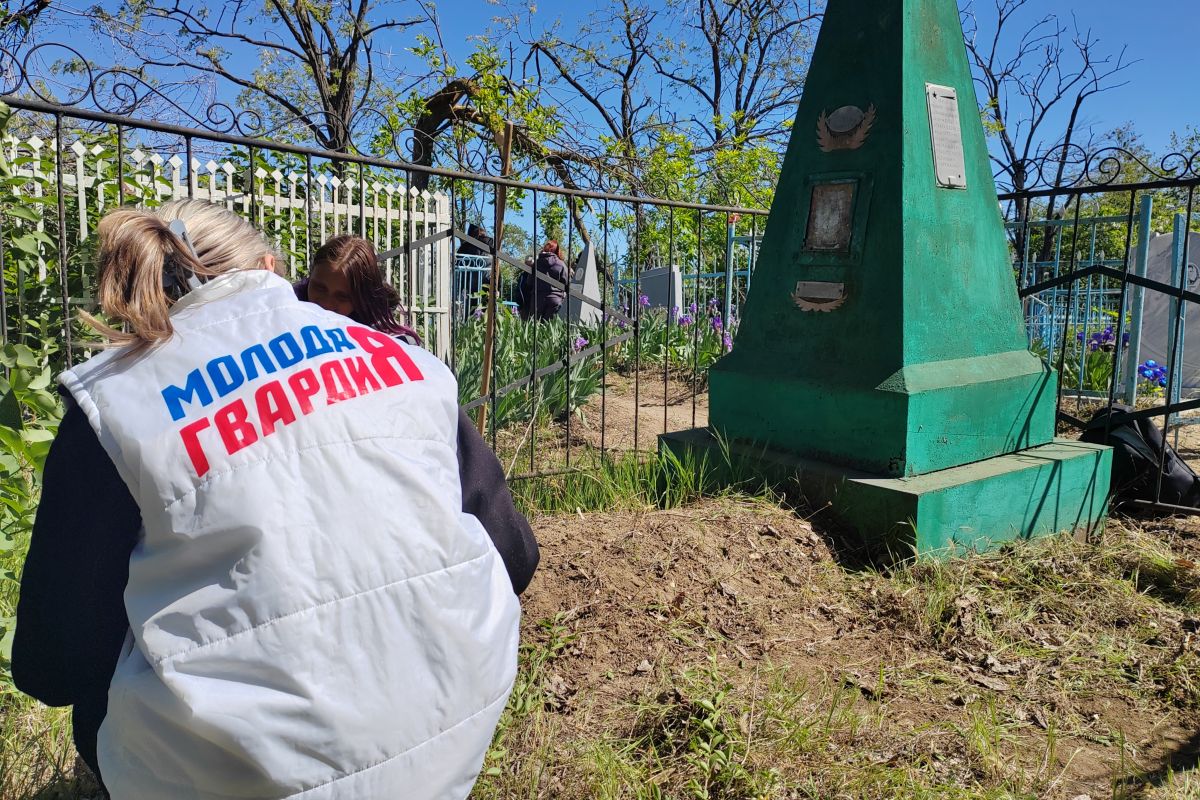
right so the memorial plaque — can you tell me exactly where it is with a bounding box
[926,83,966,189]
[804,180,856,251]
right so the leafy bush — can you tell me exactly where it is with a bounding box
[454,309,603,429]
[0,343,63,689]
[453,294,737,432]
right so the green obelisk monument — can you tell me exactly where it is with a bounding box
[662,0,1111,556]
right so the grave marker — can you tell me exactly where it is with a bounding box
[661,0,1111,557]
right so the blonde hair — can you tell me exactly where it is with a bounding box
[84,199,280,349]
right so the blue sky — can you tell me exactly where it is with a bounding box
[35,0,1198,157]
[956,0,1196,153]
[456,0,1196,153]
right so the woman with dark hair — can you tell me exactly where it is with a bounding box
[295,235,422,345]
[519,240,568,322]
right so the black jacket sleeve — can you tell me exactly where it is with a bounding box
[456,410,539,595]
[12,397,141,708]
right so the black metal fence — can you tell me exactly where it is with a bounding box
[1003,148,1200,514]
[0,47,767,481]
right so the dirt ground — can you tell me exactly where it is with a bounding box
[489,369,709,477]
[479,499,1200,799]
[574,369,710,452]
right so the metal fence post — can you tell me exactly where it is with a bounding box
[1170,212,1188,419]
[1122,194,1154,405]
[723,215,736,329]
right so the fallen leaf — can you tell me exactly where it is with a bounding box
[970,673,1010,692]
[983,653,1021,675]
[841,671,883,700]
[635,659,653,674]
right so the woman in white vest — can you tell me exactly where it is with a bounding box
[13,199,537,800]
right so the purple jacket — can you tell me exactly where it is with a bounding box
[520,252,568,321]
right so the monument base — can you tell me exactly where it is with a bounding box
[659,429,1112,558]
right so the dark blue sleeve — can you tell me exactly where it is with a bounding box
[456,410,539,595]
[12,397,141,707]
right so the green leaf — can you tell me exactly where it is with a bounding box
[0,426,24,454]
[20,429,55,444]
[24,390,61,419]
[0,625,14,663]
[26,367,51,392]
[11,234,41,255]
[0,388,19,431]
[13,345,40,369]
[24,438,52,473]
[2,205,40,223]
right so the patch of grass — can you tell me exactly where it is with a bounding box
[1144,767,1200,799]
[0,696,91,800]
[512,438,780,515]
[473,612,580,799]
[586,659,778,800]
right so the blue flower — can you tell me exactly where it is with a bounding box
[689,302,698,315]
[639,294,650,308]
[473,307,483,319]
[573,336,588,352]
[679,314,693,326]
[711,316,723,332]
[722,333,733,352]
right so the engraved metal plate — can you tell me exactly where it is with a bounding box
[804,180,856,251]
[926,83,966,189]
[792,281,847,312]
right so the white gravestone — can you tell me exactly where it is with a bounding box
[560,241,603,326]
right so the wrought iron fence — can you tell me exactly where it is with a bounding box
[0,47,767,482]
[1004,146,1200,514]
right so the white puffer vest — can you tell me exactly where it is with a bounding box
[59,270,520,800]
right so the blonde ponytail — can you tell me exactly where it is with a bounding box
[82,199,280,350]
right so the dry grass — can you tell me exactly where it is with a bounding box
[10,491,1200,798]
[472,501,1200,800]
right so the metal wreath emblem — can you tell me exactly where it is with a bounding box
[816,104,877,153]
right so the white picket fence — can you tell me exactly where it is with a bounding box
[3,135,455,359]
